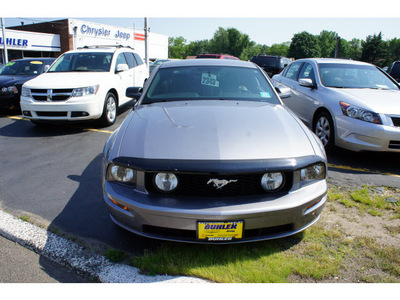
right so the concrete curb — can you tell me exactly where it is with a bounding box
[0,210,207,283]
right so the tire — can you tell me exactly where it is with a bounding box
[313,111,335,151]
[99,92,117,127]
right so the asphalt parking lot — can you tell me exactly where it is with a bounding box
[0,106,399,256]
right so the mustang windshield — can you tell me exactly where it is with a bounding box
[319,63,399,90]
[142,66,280,104]
[48,52,112,72]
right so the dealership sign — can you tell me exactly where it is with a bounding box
[0,29,61,52]
[75,20,145,44]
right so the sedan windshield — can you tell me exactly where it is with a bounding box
[142,66,280,104]
[48,52,112,72]
[319,63,399,90]
[0,60,44,75]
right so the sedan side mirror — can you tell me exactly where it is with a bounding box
[126,87,143,100]
[299,78,317,89]
[275,86,292,99]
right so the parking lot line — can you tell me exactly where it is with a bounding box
[328,163,400,178]
[6,115,114,134]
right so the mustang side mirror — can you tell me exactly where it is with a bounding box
[126,87,143,100]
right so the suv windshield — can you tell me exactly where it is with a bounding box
[0,60,44,75]
[48,52,113,72]
[319,63,399,90]
[142,66,280,104]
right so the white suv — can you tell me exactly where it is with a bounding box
[20,46,149,126]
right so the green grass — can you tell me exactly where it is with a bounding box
[131,225,350,283]
[105,249,126,263]
[328,185,400,217]
[128,184,400,283]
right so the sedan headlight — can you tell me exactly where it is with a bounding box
[107,164,136,185]
[154,173,178,192]
[2,86,18,94]
[72,85,99,97]
[340,102,382,124]
[21,87,31,97]
[300,163,326,186]
[261,172,284,191]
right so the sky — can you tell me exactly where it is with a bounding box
[3,0,400,46]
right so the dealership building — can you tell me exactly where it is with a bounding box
[1,18,168,63]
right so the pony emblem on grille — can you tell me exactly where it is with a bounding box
[207,179,238,189]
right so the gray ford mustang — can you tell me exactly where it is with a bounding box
[102,59,327,243]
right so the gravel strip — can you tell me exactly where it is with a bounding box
[0,210,207,283]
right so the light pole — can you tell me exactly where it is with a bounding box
[1,17,9,64]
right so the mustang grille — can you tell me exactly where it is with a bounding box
[145,172,293,197]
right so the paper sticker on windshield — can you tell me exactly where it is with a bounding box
[260,92,271,98]
[30,61,43,65]
[201,73,219,87]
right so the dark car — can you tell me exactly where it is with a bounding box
[250,55,292,77]
[0,58,55,110]
[387,61,400,82]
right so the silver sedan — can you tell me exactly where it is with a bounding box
[272,58,400,152]
[102,59,327,243]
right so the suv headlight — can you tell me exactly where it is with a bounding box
[21,87,31,97]
[72,85,99,97]
[300,163,326,186]
[340,102,382,124]
[106,163,136,186]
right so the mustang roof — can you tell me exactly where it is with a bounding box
[159,59,258,69]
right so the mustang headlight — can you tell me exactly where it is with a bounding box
[154,173,178,192]
[261,172,284,191]
[107,164,136,185]
[300,163,326,186]
[340,102,382,124]
[72,85,99,97]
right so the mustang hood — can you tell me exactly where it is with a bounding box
[23,72,108,89]
[118,101,315,160]
[336,88,400,115]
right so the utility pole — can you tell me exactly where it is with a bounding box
[144,18,149,67]
[334,33,340,58]
[1,17,9,64]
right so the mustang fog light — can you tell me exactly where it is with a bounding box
[300,163,326,186]
[107,164,136,185]
[261,172,284,191]
[154,173,178,192]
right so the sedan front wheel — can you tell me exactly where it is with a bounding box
[314,111,334,151]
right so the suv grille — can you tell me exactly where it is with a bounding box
[389,141,400,149]
[31,89,73,102]
[145,172,293,197]
[392,117,400,127]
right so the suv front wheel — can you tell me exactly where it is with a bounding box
[99,92,117,126]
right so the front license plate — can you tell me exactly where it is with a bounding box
[197,221,244,241]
